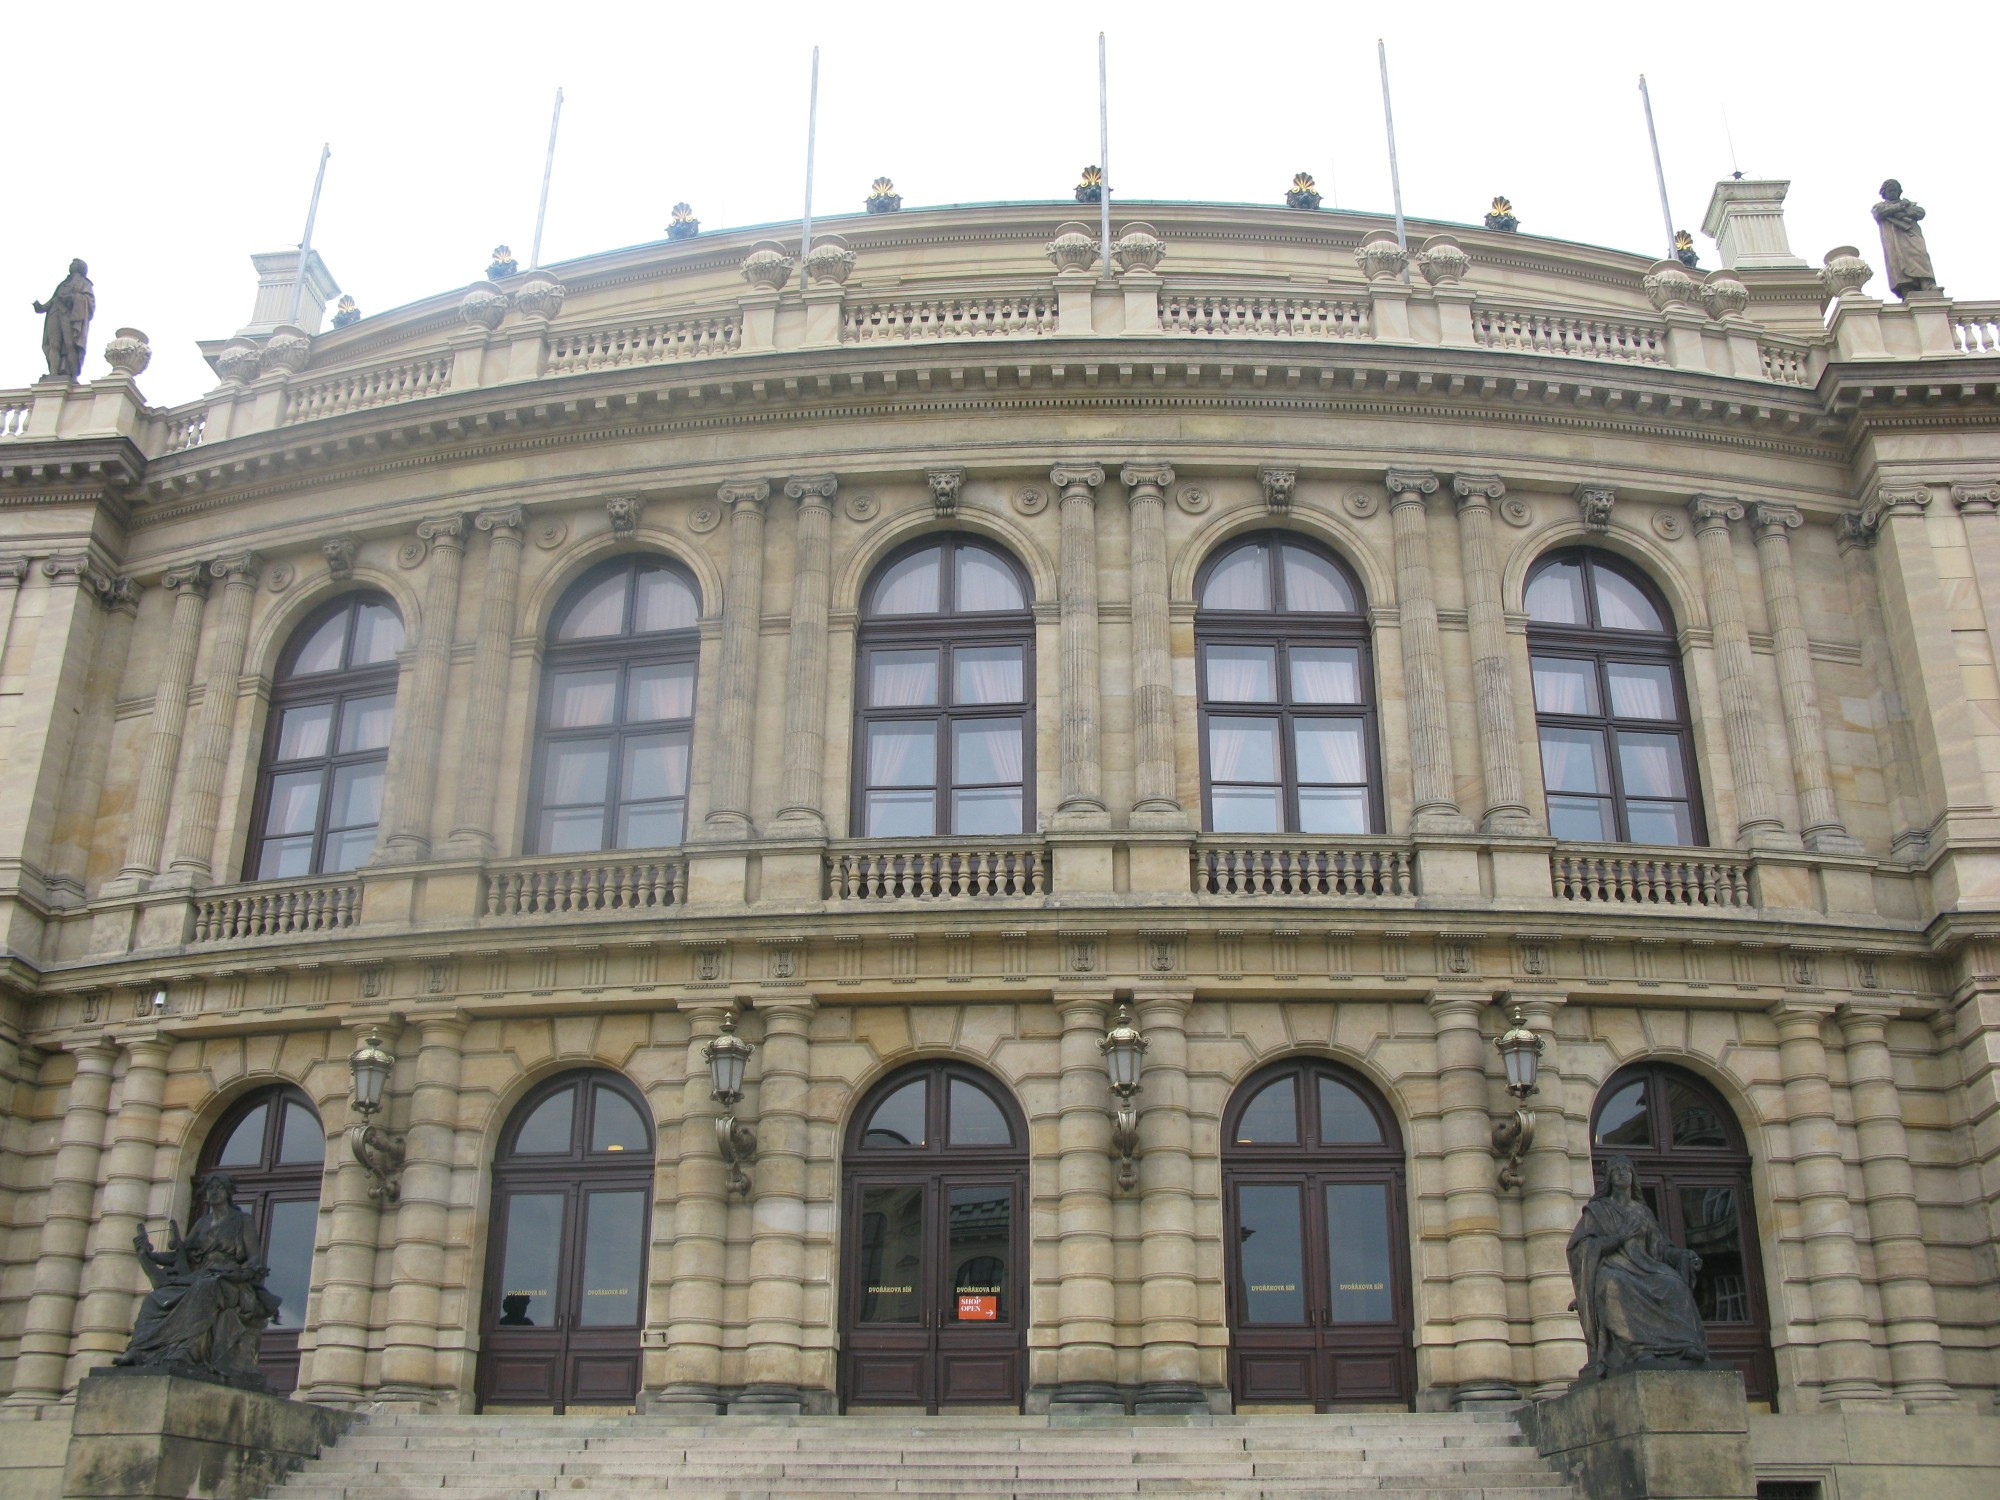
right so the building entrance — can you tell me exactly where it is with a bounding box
[839,1062,1028,1411]
[478,1070,653,1411]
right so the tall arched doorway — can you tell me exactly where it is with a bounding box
[839,1061,1028,1411]
[1222,1059,1414,1408]
[478,1070,653,1412]
[198,1086,326,1392]
[1591,1063,1776,1403]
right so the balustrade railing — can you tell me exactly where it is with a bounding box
[283,356,453,423]
[1160,291,1368,339]
[1758,342,1814,386]
[546,315,742,373]
[1474,306,1667,365]
[192,878,362,942]
[1953,303,2000,355]
[160,404,208,452]
[1193,840,1414,898]
[1549,847,1753,909]
[0,395,30,438]
[828,841,1050,900]
[483,853,688,917]
[841,293,1059,342]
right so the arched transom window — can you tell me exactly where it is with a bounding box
[853,537,1034,838]
[1526,549,1702,846]
[1196,533,1378,834]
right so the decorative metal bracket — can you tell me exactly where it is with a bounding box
[1490,1106,1536,1191]
[1111,1106,1140,1192]
[350,1121,406,1203]
[716,1114,758,1197]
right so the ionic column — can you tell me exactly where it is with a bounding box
[656,1000,734,1411]
[1451,475,1535,832]
[1513,992,1585,1398]
[4,1040,114,1406]
[445,507,526,856]
[166,551,261,880]
[1749,502,1860,853]
[701,483,770,838]
[1427,991,1519,1404]
[1052,464,1109,829]
[1121,465,1185,828]
[377,515,466,862]
[377,1015,466,1400]
[1689,495,1795,848]
[1951,481,2000,675]
[1387,469,1469,830]
[69,1037,173,1380]
[115,566,210,884]
[1771,1001,1891,1404]
[1133,986,1201,1411]
[773,476,836,833]
[1049,987,1118,1406]
[1836,1004,1958,1405]
[741,998,814,1407]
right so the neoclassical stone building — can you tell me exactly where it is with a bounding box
[3,183,1999,1484]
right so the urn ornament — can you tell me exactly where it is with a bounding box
[1354,230,1408,283]
[740,242,795,291]
[805,236,856,286]
[511,272,566,320]
[1046,222,1099,274]
[258,325,313,375]
[1700,269,1750,321]
[1111,223,1165,275]
[102,327,152,377]
[459,285,510,331]
[1414,234,1469,286]
[1642,259,1702,312]
[1820,245,1874,299]
[215,339,263,385]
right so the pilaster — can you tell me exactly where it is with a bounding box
[700,483,770,840]
[1131,986,1203,1412]
[773,476,837,838]
[166,552,262,882]
[739,998,816,1410]
[1386,469,1469,832]
[111,564,211,888]
[1046,988,1118,1408]
[1051,465,1110,830]
[1451,475,1535,833]
[654,1000,735,1411]
[377,1014,468,1404]
[445,507,527,857]
[377,516,467,863]
[1120,464,1185,830]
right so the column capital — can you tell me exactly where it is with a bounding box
[1385,466,1438,504]
[1950,480,2000,516]
[1688,493,1745,531]
[751,995,818,1027]
[415,513,466,552]
[1835,508,1881,551]
[415,1011,471,1045]
[604,496,646,535]
[718,478,771,512]
[1050,462,1104,493]
[65,1036,119,1066]
[161,560,213,596]
[1052,985,1115,1025]
[1748,499,1803,537]
[1875,482,1933,517]
[1121,462,1176,495]
[1573,482,1616,532]
[1255,465,1292,514]
[1426,989,1494,1026]
[785,473,840,506]
[0,554,30,589]
[209,550,263,586]
[1453,472,1507,507]
[1770,997,1836,1034]
[1833,1001,1899,1039]
[475,505,527,541]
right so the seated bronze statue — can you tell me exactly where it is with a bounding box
[115,1171,280,1386]
[1567,1154,1711,1381]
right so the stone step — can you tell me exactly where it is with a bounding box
[299,1459,1558,1486]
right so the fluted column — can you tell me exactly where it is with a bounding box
[1836,1005,1958,1405]
[1387,470,1469,831]
[741,998,814,1407]
[445,507,526,856]
[656,1000,734,1410]
[774,476,836,833]
[1133,986,1201,1411]
[1121,464,1185,828]
[1749,502,1859,853]
[166,551,261,880]
[1513,993,1585,1397]
[116,566,210,884]
[1428,991,1519,1404]
[377,1015,466,1400]
[1771,1001,1891,1404]
[701,483,770,838]
[4,1040,114,1405]
[377,515,465,862]
[1052,464,1109,829]
[1689,495,1795,848]
[1452,475,1535,832]
[69,1037,173,1380]
[1049,988,1117,1405]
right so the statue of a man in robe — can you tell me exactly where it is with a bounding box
[32,259,95,381]
[1871,181,1939,299]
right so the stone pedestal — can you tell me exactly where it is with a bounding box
[61,1371,349,1500]
[1521,1367,1754,1500]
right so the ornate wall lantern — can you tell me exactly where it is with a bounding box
[1490,1004,1546,1190]
[348,1028,405,1203]
[1099,1003,1149,1191]
[703,1011,758,1196]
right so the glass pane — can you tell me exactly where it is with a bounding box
[257,836,314,880]
[1290,647,1361,704]
[328,763,384,830]
[549,669,619,728]
[956,546,1025,612]
[1294,720,1364,784]
[1680,1185,1752,1323]
[622,732,690,800]
[264,770,322,836]
[289,614,347,676]
[215,1103,269,1167]
[1547,795,1613,842]
[857,1184,924,1323]
[1593,566,1665,632]
[870,649,939,707]
[1595,1080,1652,1147]
[866,790,935,838]
[868,721,937,786]
[351,603,404,664]
[1235,1076,1298,1144]
[1210,786,1283,834]
[1607,661,1676,719]
[954,646,1023,705]
[274,703,333,762]
[263,1198,318,1328]
[337,693,396,753]
[628,661,695,722]
[1325,1183,1395,1323]
[1281,545,1355,612]
[514,1089,575,1154]
[1206,645,1278,703]
[1532,656,1599,715]
[618,801,685,849]
[864,1080,927,1148]
[322,827,378,872]
[1526,560,1586,624]
[1540,728,1609,794]
[1625,800,1694,847]
[954,787,1023,835]
[577,1189,645,1327]
[1668,1081,1730,1148]
[1202,543,1270,610]
[632,566,698,632]
[541,807,605,854]
[544,741,611,804]
[1236,1184,1306,1323]
[277,1101,325,1164]
[495,1192,564,1329]
[1318,1078,1383,1144]
[591,1088,649,1154]
[1618,733,1688,798]
[1209,717,1279,782]
[1298,788,1369,835]
[953,719,1023,786]
[870,548,942,616]
[556,572,629,640]
[948,1185,1011,1323]
[949,1078,1012,1147]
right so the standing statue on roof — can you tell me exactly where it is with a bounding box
[32,259,95,381]
[1871,181,1939,299]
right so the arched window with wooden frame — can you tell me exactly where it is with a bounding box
[1526,548,1704,846]
[247,593,404,879]
[1195,532,1380,835]
[528,555,702,854]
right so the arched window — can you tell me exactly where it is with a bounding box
[529,556,701,854]
[248,593,404,879]
[1196,533,1378,834]
[853,537,1034,838]
[1526,549,1702,846]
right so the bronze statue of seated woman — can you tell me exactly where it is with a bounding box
[1567,1154,1712,1382]
[115,1172,281,1388]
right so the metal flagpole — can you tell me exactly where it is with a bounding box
[1099,32,1113,282]
[286,144,331,328]
[801,46,820,291]
[530,88,564,270]
[1638,75,1677,259]
[1377,40,1408,280]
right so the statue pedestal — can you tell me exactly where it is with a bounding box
[61,1371,348,1500]
[1520,1367,1754,1500]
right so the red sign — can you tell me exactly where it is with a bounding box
[956,1294,997,1321]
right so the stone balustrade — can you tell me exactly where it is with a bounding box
[158,404,206,452]
[0,395,31,438]
[1192,839,1416,898]
[840,291,1059,342]
[826,840,1050,900]
[1158,290,1369,339]
[1548,846,1755,909]
[545,314,742,373]
[481,852,688,917]
[1953,301,2000,354]
[191,876,363,942]
[282,354,453,423]
[1472,305,1667,364]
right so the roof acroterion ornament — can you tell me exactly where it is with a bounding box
[486,245,518,280]
[1485,197,1518,233]
[667,203,700,240]
[331,295,360,329]
[1674,230,1700,269]
[866,177,901,213]
[1285,173,1322,210]
[1075,165,1103,204]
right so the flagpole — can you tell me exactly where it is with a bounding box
[530,88,564,270]
[1638,75,1677,259]
[801,46,820,291]
[286,144,331,328]
[1098,32,1113,282]
[1377,40,1408,280]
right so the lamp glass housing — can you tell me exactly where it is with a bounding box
[1502,1043,1537,1094]
[704,1015,753,1103]
[350,1032,392,1114]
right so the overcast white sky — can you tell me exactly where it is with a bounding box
[8,0,1997,407]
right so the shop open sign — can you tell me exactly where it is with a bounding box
[956,1294,998,1321]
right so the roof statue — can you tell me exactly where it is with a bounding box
[1286,173,1322,210]
[1075,166,1103,204]
[1485,196,1518,232]
[1872,180,1939,298]
[32,258,94,382]
[487,244,519,281]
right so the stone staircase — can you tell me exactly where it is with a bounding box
[270,1410,1578,1500]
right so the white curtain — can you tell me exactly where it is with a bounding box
[1281,546,1353,612]
[868,721,936,786]
[1209,718,1277,782]
[955,719,1023,785]
[633,567,700,632]
[1607,663,1673,719]
[1293,720,1363,783]
[871,550,942,615]
[871,652,938,707]
[1207,646,1275,702]
[1531,658,1594,715]
[955,647,1022,704]
[1538,730,1605,794]
[956,547,1025,612]
[1201,546,1270,610]
[1289,648,1358,704]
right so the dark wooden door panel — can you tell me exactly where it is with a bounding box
[569,1349,641,1404]
[1234,1350,1315,1404]
[485,1345,563,1404]
[846,1351,929,1405]
[1326,1353,1401,1401]
[938,1350,1018,1405]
